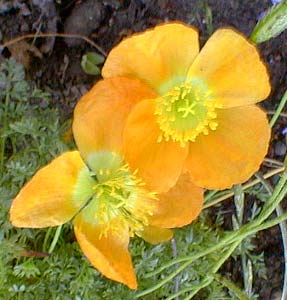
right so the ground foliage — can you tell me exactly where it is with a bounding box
[0,0,287,299]
[0,58,280,300]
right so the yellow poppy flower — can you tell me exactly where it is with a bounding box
[97,22,271,191]
[10,77,203,288]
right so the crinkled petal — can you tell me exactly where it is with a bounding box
[10,151,87,228]
[73,77,156,160]
[137,226,173,245]
[187,28,270,108]
[150,173,204,228]
[102,22,199,93]
[74,215,137,289]
[123,99,188,193]
[185,105,271,190]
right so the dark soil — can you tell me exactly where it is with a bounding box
[0,0,286,299]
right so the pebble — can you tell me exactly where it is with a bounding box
[64,0,104,47]
[274,140,287,156]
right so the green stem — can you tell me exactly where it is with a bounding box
[212,239,241,273]
[241,210,287,238]
[137,233,243,298]
[136,179,287,298]
[233,185,251,295]
[203,166,285,209]
[145,255,198,278]
[48,225,62,254]
[214,275,250,300]
[252,171,287,226]
[136,260,193,298]
[181,277,212,300]
[270,90,287,127]
[148,174,287,278]
[42,227,52,252]
[182,241,241,300]
[227,184,287,245]
[137,210,287,298]
[250,0,287,43]
[165,277,212,300]
[204,189,218,202]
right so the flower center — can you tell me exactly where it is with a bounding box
[74,151,156,236]
[155,79,222,146]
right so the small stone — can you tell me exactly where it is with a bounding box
[274,140,287,156]
[20,22,29,32]
[64,0,104,47]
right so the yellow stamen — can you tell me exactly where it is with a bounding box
[155,80,222,146]
[79,153,157,237]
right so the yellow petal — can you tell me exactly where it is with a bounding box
[185,105,271,190]
[10,151,87,228]
[73,77,156,160]
[187,28,270,108]
[137,226,173,245]
[102,22,199,93]
[123,99,188,193]
[74,215,137,289]
[150,173,204,228]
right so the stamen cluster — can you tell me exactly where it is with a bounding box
[82,160,157,237]
[155,81,222,147]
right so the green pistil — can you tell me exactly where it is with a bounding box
[178,100,197,118]
[155,79,221,146]
[73,151,155,234]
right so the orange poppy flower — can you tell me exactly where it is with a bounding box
[97,22,271,191]
[10,77,203,289]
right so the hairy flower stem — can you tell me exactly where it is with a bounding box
[42,227,53,252]
[141,240,243,300]
[255,172,287,300]
[214,274,250,300]
[204,166,285,209]
[270,89,287,128]
[136,172,287,298]
[182,240,242,300]
[232,185,252,295]
[137,211,287,298]
[252,171,287,226]
[48,225,63,254]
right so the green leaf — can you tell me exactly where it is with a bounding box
[13,260,41,279]
[251,0,287,43]
[81,52,105,75]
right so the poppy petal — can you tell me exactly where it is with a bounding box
[150,173,204,228]
[10,151,88,228]
[185,105,271,189]
[102,23,199,93]
[74,215,137,289]
[187,28,270,108]
[137,226,173,245]
[123,99,188,193]
[73,77,156,160]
